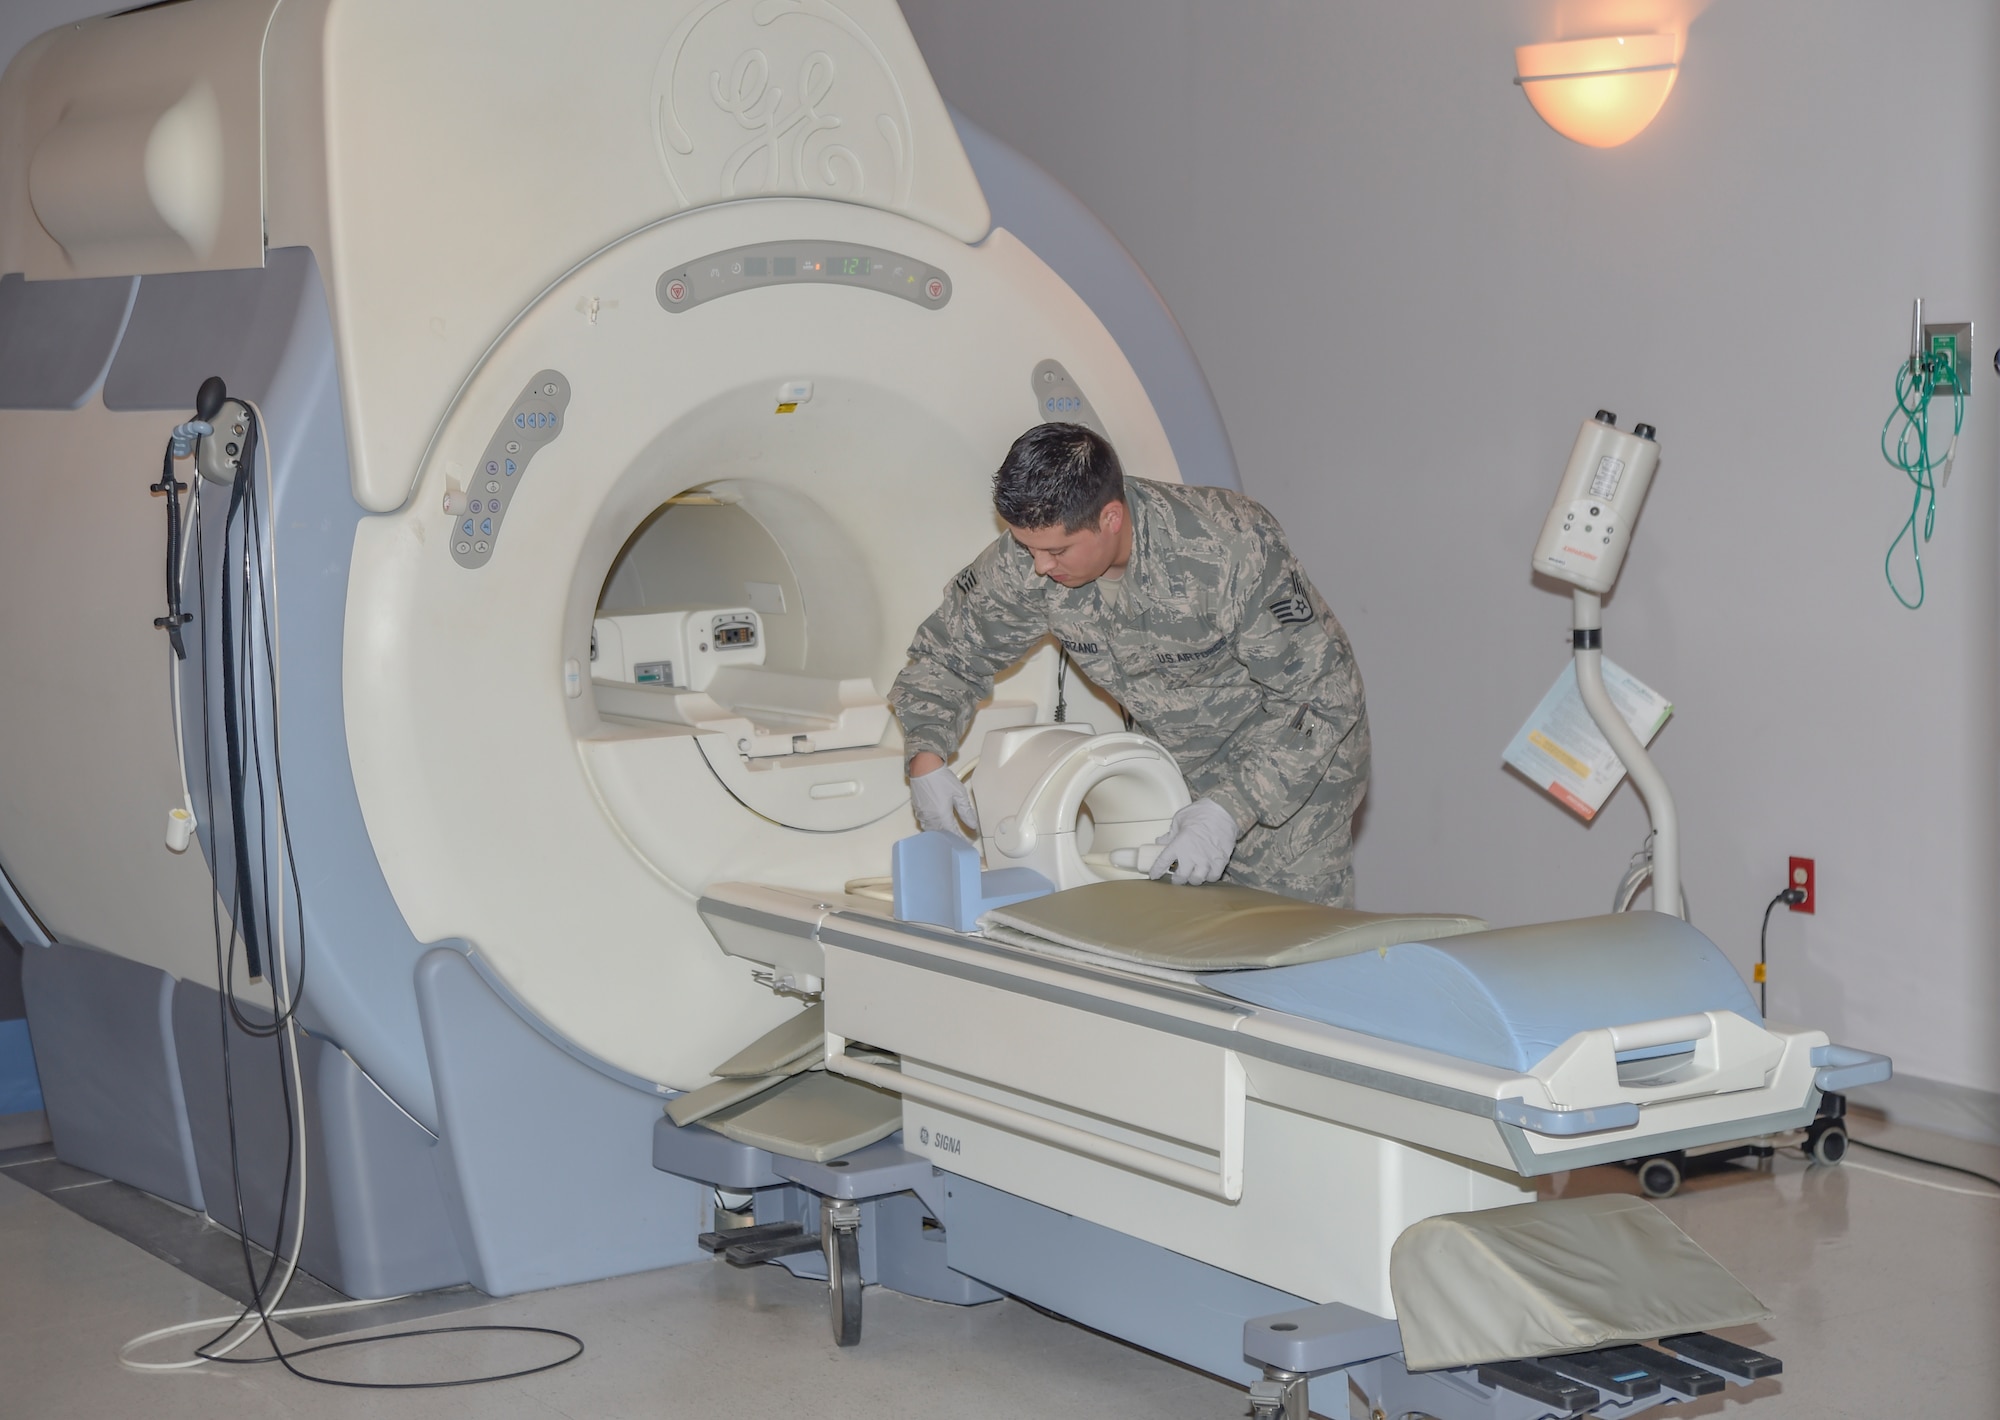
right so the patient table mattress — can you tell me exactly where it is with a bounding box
[982,880,1487,970]
[1200,911,1762,1072]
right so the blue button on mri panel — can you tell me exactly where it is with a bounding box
[458,369,566,569]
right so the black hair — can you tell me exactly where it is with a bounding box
[992,422,1125,532]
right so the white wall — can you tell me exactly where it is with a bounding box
[902,0,2000,1116]
[0,0,110,79]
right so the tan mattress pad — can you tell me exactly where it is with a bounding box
[983,879,1486,971]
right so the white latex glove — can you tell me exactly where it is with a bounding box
[910,765,979,836]
[1148,798,1239,886]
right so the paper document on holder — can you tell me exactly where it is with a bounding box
[1503,659,1671,821]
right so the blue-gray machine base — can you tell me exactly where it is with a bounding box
[416,947,708,1296]
[171,980,467,1298]
[655,1118,1342,1407]
[21,943,203,1210]
[653,1115,1000,1307]
[935,1175,1333,1402]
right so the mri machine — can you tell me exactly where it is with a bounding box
[0,1,1889,1414]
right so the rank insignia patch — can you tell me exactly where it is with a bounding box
[1268,572,1314,626]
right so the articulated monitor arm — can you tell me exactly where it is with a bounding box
[1531,412,1681,918]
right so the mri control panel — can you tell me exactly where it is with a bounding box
[656,243,952,313]
[1031,358,1107,438]
[449,369,571,570]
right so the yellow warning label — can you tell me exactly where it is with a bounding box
[1529,730,1590,779]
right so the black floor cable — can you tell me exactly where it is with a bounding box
[1848,1138,2000,1193]
[201,1326,588,1389]
[157,384,586,1388]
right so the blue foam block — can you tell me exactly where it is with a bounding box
[892,831,1052,932]
[0,1018,40,1115]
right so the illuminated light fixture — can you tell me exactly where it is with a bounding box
[1514,34,1680,148]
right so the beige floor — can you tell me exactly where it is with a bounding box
[2,1115,1994,1419]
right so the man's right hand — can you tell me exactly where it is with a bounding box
[910,763,979,836]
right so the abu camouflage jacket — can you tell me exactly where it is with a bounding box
[891,480,1369,870]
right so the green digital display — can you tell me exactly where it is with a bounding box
[836,256,871,276]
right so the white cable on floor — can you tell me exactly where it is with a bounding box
[1841,1158,2000,1200]
[119,1292,413,1371]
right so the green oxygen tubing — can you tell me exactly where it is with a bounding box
[1881,340,1965,610]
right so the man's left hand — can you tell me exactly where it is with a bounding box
[1148,798,1239,886]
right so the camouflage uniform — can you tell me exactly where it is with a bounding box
[891,479,1370,907]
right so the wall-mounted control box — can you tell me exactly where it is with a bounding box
[592,607,763,692]
[195,398,252,486]
[1531,412,1662,594]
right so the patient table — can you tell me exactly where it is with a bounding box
[654,839,1888,1418]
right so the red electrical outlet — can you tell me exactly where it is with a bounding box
[1788,856,1815,913]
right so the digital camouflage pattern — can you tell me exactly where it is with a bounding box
[891,479,1370,906]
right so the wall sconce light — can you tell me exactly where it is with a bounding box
[1514,34,1680,148]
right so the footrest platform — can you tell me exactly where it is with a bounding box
[697,1220,823,1267]
[1659,1330,1784,1380]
